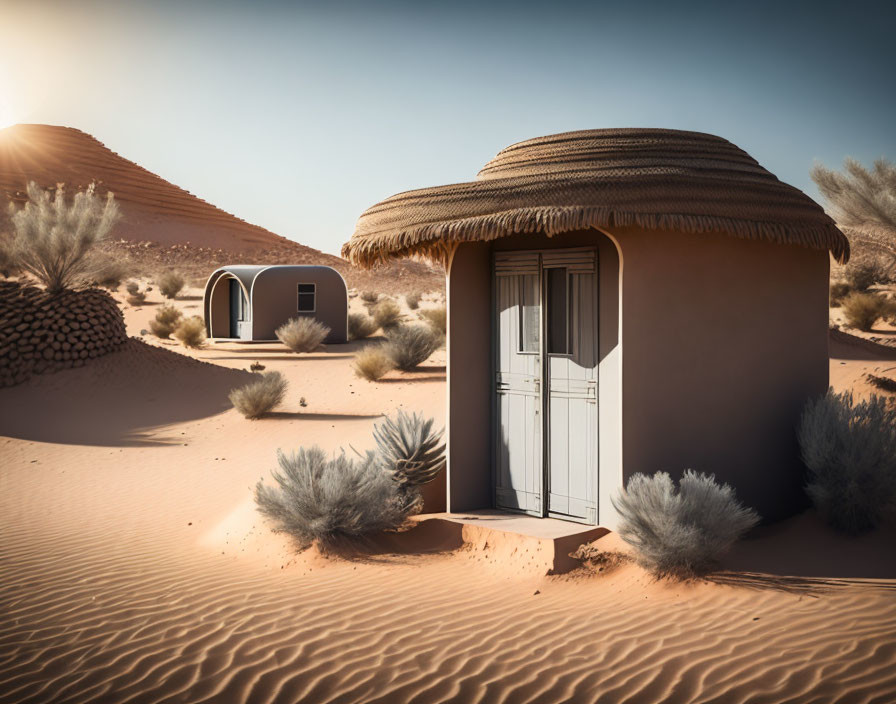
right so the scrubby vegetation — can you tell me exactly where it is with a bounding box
[276,317,330,352]
[360,290,379,304]
[419,305,447,335]
[157,271,186,299]
[254,411,444,548]
[611,471,759,579]
[1,182,120,294]
[173,315,206,348]
[405,292,422,310]
[845,260,888,292]
[841,291,893,331]
[87,254,130,290]
[125,281,146,306]
[798,390,896,534]
[829,281,851,307]
[348,312,378,340]
[372,299,402,330]
[250,361,266,372]
[229,371,288,419]
[148,304,183,338]
[353,345,395,381]
[384,324,443,371]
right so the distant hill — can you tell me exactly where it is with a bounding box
[0,124,443,293]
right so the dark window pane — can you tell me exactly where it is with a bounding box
[298,293,315,312]
[298,283,315,294]
[547,267,568,354]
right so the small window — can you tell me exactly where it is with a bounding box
[297,283,316,312]
[546,267,569,355]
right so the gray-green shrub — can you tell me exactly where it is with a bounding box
[229,371,288,419]
[157,271,185,299]
[348,312,378,340]
[798,389,896,534]
[254,447,416,548]
[405,292,422,310]
[149,304,183,338]
[419,305,447,335]
[173,315,206,348]
[372,299,402,330]
[373,410,446,488]
[360,290,379,304]
[276,317,330,352]
[611,471,759,579]
[829,281,851,307]
[125,280,146,306]
[2,182,120,294]
[384,324,443,371]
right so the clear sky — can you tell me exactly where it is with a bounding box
[0,0,893,255]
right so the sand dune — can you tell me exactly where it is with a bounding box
[1,287,895,703]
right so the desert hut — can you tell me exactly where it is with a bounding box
[203,265,348,343]
[343,128,849,526]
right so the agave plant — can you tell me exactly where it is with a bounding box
[373,410,446,487]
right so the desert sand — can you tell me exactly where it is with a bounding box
[1,284,895,704]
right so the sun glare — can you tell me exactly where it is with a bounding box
[0,102,16,130]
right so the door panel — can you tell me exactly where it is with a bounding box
[494,258,542,515]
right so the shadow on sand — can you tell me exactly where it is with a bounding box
[0,340,256,447]
[316,519,466,564]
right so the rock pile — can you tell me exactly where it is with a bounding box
[0,281,127,387]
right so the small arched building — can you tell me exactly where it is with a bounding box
[343,128,849,526]
[203,265,348,343]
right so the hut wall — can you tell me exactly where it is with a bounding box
[250,267,348,343]
[611,226,830,522]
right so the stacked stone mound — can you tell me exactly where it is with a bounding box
[0,281,127,387]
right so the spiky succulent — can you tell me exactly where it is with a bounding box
[373,410,446,487]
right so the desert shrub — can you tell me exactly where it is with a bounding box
[373,410,446,488]
[353,345,395,381]
[384,324,443,371]
[372,299,402,330]
[405,292,422,310]
[255,447,416,548]
[829,281,851,307]
[148,304,183,338]
[173,315,206,348]
[845,259,889,291]
[611,471,759,579]
[276,317,330,352]
[125,280,146,306]
[250,361,266,372]
[157,270,185,299]
[348,312,378,340]
[360,290,379,304]
[841,291,891,331]
[2,182,120,294]
[798,390,896,534]
[419,305,447,335]
[87,254,130,290]
[229,371,288,419]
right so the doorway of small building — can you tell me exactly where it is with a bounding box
[228,278,250,339]
[493,247,598,524]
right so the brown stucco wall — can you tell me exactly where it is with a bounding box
[610,226,830,521]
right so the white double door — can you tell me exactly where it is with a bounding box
[493,248,598,524]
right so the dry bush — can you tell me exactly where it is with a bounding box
[372,299,402,330]
[353,345,395,381]
[348,312,378,340]
[373,410,446,488]
[125,280,146,306]
[157,270,185,299]
[841,292,892,331]
[276,317,330,352]
[384,324,443,371]
[360,290,379,303]
[87,254,130,290]
[798,390,896,534]
[845,259,888,291]
[2,182,120,294]
[173,315,206,348]
[829,281,851,307]
[229,371,288,419]
[250,361,265,372]
[419,305,447,335]
[148,304,183,338]
[254,447,417,548]
[611,471,759,579]
[405,292,422,310]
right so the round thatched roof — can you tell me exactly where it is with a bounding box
[342,128,849,267]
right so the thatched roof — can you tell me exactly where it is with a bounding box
[342,128,849,267]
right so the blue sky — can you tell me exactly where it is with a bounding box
[0,0,893,254]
